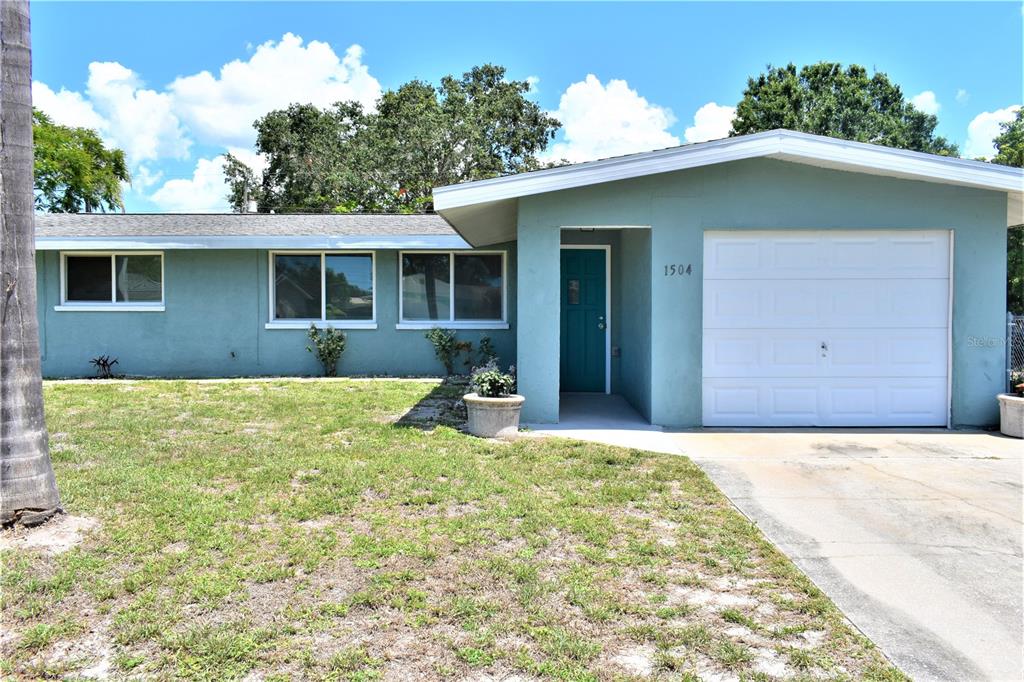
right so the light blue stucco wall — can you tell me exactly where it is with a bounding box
[618,229,652,421]
[37,245,516,378]
[517,157,1008,428]
[516,220,562,422]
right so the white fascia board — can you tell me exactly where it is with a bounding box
[434,133,781,209]
[775,134,1024,193]
[36,234,471,251]
[433,130,1024,209]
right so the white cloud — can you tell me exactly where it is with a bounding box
[683,102,736,143]
[34,63,191,165]
[32,81,105,129]
[964,105,1021,159]
[87,62,192,163]
[31,32,381,210]
[169,34,381,148]
[542,75,679,163]
[911,90,940,116]
[225,146,268,176]
[133,164,164,189]
[956,89,969,105]
[149,156,231,212]
[525,75,540,94]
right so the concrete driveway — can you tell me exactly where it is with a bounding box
[674,430,1023,682]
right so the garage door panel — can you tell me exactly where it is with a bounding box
[704,328,946,378]
[828,385,879,419]
[704,331,821,377]
[705,230,949,279]
[704,385,762,421]
[826,236,879,271]
[768,237,820,272]
[703,378,948,426]
[771,386,819,419]
[885,236,950,277]
[826,329,947,376]
[704,278,948,329]
[821,379,948,424]
[704,280,827,328]
[824,279,948,327]
[702,230,949,427]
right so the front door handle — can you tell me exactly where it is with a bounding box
[597,321,606,330]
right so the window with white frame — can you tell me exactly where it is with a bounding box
[270,252,375,325]
[400,251,505,326]
[60,252,163,308]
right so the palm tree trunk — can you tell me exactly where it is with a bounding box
[0,0,61,526]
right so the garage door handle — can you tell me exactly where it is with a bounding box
[821,341,828,355]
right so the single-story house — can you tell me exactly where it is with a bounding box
[36,130,1023,429]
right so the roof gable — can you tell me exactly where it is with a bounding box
[435,129,1023,207]
[434,130,1024,244]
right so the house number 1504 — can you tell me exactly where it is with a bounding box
[664,264,692,276]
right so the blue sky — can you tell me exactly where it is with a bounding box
[32,1,1024,212]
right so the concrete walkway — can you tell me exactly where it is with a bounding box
[527,396,1024,682]
[525,393,678,454]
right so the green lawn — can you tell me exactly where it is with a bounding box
[1,379,904,680]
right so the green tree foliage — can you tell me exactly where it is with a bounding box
[731,63,958,155]
[224,65,560,213]
[222,152,261,213]
[1009,228,1023,314]
[226,101,369,214]
[33,109,130,212]
[992,108,1023,168]
[991,109,1023,313]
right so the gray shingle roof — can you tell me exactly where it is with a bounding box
[35,213,456,237]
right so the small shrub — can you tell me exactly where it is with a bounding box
[424,327,473,375]
[306,324,346,377]
[470,360,516,398]
[89,355,118,379]
[1012,369,1024,397]
[477,336,497,364]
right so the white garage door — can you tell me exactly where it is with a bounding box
[702,230,950,427]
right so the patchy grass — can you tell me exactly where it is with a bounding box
[0,378,905,680]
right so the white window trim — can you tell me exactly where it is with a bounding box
[267,250,378,330]
[397,250,509,330]
[56,251,165,312]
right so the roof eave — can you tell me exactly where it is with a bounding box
[34,234,472,251]
[433,130,1024,212]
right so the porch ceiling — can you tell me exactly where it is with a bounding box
[437,198,518,247]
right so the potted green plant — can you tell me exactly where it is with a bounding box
[998,370,1024,438]
[463,360,524,438]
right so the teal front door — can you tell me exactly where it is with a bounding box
[560,248,607,392]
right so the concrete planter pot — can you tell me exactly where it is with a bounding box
[998,394,1024,438]
[463,393,525,439]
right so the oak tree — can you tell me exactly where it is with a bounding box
[731,62,958,155]
[225,65,559,213]
[33,109,129,213]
